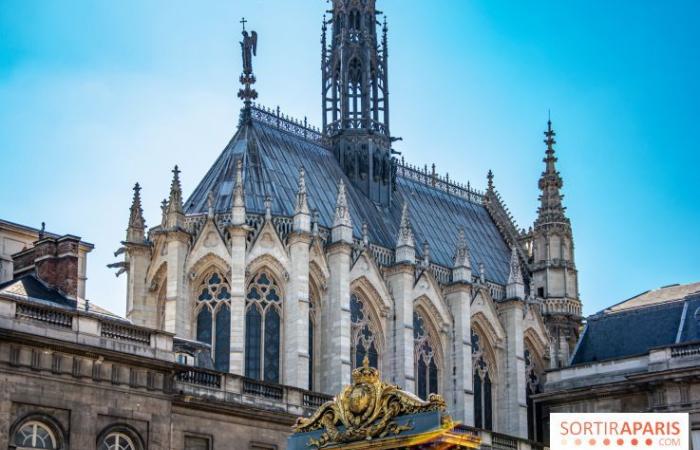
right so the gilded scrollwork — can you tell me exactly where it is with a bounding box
[293,356,449,448]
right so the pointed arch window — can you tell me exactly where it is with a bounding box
[350,293,379,369]
[245,272,282,383]
[472,329,494,430]
[414,311,439,400]
[308,285,319,391]
[525,346,543,441]
[194,271,231,372]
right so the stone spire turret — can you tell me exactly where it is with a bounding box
[231,159,246,226]
[332,179,353,243]
[166,165,184,229]
[536,119,567,226]
[452,228,472,283]
[506,246,525,300]
[323,0,394,206]
[127,183,146,242]
[395,202,415,264]
[293,168,311,232]
[529,117,582,369]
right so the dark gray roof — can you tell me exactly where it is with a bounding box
[0,274,77,308]
[185,109,511,284]
[571,285,700,365]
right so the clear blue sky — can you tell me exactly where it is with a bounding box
[1,1,698,317]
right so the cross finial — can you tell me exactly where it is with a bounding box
[240,17,247,31]
[172,165,181,178]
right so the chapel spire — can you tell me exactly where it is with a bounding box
[323,0,395,206]
[395,202,415,264]
[535,119,567,226]
[231,159,246,226]
[529,117,582,369]
[165,165,185,228]
[332,179,353,243]
[127,183,146,242]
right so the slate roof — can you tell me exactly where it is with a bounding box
[0,274,77,308]
[184,108,512,285]
[571,282,700,365]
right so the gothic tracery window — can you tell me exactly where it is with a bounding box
[13,421,57,449]
[525,346,544,441]
[472,329,494,430]
[308,284,319,390]
[245,272,282,383]
[194,271,231,372]
[350,293,379,369]
[414,311,438,400]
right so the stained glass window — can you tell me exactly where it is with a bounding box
[215,304,230,372]
[350,293,379,369]
[13,421,57,449]
[472,329,494,430]
[194,271,232,372]
[414,311,439,400]
[245,272,282,382]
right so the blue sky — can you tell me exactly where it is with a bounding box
[1,1,698,316]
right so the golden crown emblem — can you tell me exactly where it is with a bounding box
[351,355,379,384]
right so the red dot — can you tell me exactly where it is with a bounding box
[604,438,611,446]
[645,439,653,446]
[575,439,582,446]
[590,439,597,446]
[617,439,625,446]
[631,438,639,446]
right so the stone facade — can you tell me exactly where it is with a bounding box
[109,0,582,443]
[536,282,700,446]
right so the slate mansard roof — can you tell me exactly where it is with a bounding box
[571,282,700,365]
[184,106,512,285]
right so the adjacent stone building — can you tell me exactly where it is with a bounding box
[536,282,700,446]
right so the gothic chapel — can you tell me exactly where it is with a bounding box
[119,0,582,441]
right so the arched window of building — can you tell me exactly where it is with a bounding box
[472,329,494,430]
[308,284,319,391]
[413,311,439,400]
[97,425,143,450]
[13,421,58,449]
[350,293,379,369]
[525,345,544,441]
[194,271,231,372]
[98,432,136,450]
[245,272,282,383]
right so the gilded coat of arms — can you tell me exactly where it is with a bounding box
[293,356,449,448]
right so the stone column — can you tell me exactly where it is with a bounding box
[284,231,312,388]
[498,299,528,438]
[445,283,474,424]
[322,241,352,394]
[125,244,151,327]
[164,232,189,337]
[228,226,247,375]
[386,264,415,393]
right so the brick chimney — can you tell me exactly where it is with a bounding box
[12,234,82,299]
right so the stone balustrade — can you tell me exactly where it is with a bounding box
[0,296,174,361]
[171,366,332,418]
